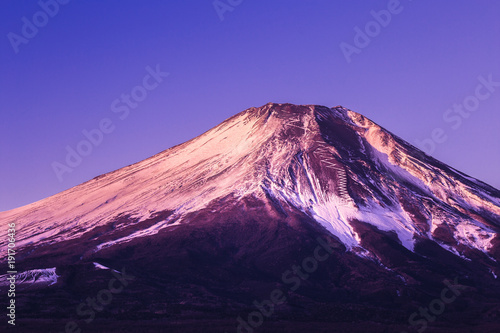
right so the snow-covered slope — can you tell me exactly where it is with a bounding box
[0,268,58,287]
[1,103,499,263]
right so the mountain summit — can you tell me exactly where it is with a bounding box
[1,103,500,332]
[3,103,499,260]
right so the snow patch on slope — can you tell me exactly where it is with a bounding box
[0,268,59,287]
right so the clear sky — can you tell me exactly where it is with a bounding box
[1,0,499,211]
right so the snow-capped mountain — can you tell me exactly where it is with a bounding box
[1,103,500,332]
[2,103,499,261]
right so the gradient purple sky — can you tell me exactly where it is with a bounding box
[1,0,499,211]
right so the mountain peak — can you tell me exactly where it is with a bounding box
[235,103,357,147]
[1,103,499,261]
[3,103,500,332]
